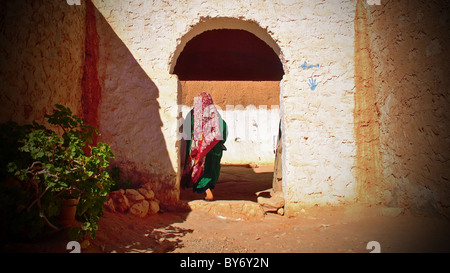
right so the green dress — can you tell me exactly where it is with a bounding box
[183,110,228,193]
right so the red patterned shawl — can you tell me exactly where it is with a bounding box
[184,92,221,186]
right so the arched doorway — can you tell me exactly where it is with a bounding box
[171,18,285,202]
[173,29,283,81]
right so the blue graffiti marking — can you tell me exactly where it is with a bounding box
[308,78,318,91]
[300,61,320,70]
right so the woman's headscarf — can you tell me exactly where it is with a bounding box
[184,92,221,186]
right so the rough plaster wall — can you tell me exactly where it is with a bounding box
[94,7,177,205]
[91,0,357,209]
[362,0,450,217]
[280,0,357,213]
[0,0,86,125]
[2,0,447,217]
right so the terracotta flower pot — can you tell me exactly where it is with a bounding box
[58,198,80,228]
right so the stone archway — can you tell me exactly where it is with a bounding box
[170,17,286,210]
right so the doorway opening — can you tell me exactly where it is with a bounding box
[173,27,284,202]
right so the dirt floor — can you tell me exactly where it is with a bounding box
[2,166,450,253]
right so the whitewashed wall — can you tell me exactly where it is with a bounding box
[178,104,280,165]
[92,0,357,211]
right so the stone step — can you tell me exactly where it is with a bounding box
[183,200,265,221]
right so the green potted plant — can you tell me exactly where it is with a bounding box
[5,104,115,241]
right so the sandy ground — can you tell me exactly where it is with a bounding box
[2,166,450,253]
[87,207,450,253]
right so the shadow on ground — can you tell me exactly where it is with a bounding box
[85,211,193,253]
[180,165,274,202]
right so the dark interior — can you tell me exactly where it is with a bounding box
[174,29,284,81]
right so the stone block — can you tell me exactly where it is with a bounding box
[129,200,149,218]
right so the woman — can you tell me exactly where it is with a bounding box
[181,92,227,201]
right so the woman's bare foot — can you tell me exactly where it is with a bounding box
[205,189,214,201]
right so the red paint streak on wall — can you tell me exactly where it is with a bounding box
[81,0,101,147]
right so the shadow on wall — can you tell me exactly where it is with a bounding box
[92,5,177,206]
[90,4,192,253]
